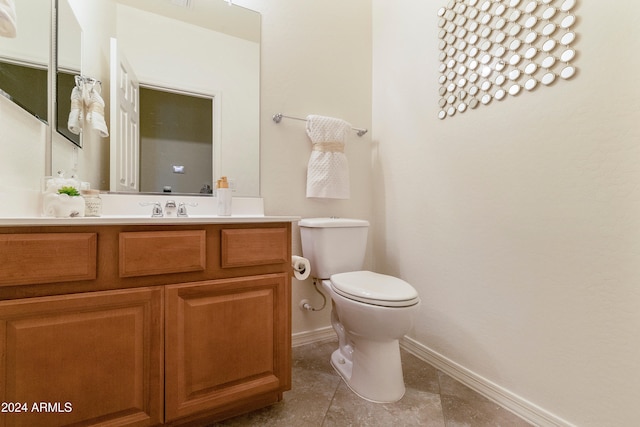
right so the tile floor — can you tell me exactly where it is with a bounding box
[212,339,533,427]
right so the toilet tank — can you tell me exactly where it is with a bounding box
[299,218,369,279]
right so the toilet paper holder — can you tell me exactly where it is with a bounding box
[291,256,326,311]
[291,255,311,280]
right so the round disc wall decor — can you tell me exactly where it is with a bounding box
[437,0,577,119]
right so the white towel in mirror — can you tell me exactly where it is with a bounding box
[0,0,17,38]
[85,88,109,137]
[305,115,351,199]
[67,87,83,135]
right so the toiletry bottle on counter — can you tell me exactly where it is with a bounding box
[81,189,102,217]
[216,176,232,216]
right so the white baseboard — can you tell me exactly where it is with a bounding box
[292,326,336,347]
[400,336,575,427]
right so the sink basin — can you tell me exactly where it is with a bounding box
[100,193,264,217]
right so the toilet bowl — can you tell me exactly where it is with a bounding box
[323,271,420,402]
[298,218,421,403]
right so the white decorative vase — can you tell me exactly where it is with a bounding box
[43,194,85,218]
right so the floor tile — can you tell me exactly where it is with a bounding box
[438,372,532,427]
[211,339,532,427]
[402,350,441,396]
[323,381,445,427]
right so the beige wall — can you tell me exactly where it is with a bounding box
[238,0,374,336]
[0,96,46,193]
[372,0,640,426]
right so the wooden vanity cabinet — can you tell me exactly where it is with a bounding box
[0,222,292,427]
[0,287,164,427]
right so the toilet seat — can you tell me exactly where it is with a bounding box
[330,271,420,307]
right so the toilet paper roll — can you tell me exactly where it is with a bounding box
[291,255,311,280]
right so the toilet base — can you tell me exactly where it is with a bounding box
[329,338,406,403]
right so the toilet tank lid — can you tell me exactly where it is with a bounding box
[299,218,369,228]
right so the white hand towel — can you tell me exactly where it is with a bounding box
[85,88,109,137]
[305,115,351,199]
[67,86,83,135]
[0,0,17,38]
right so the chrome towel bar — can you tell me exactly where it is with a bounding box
[272,113,368,137]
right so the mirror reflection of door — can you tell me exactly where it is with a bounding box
[109,38,140,192]
[139,87,213,194]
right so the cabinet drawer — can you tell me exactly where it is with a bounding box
[119,230,206,277]
[0,233,97,286]
[221,228,288,268]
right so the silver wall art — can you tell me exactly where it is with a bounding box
[437,0,577,119]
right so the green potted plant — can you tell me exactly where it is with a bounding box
[57,186,81,197]
[42,185,85,217]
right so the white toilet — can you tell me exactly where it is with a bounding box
[299,217,420,403]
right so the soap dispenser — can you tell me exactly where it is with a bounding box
[216,176,232,216]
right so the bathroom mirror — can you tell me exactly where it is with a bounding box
[524,78,537,91]
[560,48,575,62]
[541,56,555,68]
[542,23,556,36]
[542,7,556,20]
[560,65,576,79]
[524,46,537,60]
[561,32,575,45]
[541,72,556,85]
[56,0,82,148]
[524,16,537,29]
[524,62,537,75]
[561,0,576,12]
[0,0,50,123]
[56,0,261,196]
[560,15,575,29]
[542,39,557,52]
[524,31,537,44]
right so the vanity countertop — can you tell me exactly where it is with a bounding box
[0,215,300,226]
[0,194,300,226]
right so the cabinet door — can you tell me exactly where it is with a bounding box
[165,274,291,422]
[0,287,163,427]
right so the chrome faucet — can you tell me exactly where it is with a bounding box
[177,202,198,217]
[151,202,163,217]
[164,200,177,217]
[149,202,163,217]
[140,200,196,217]
[139,201,164,217]
[177,202,189,217]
